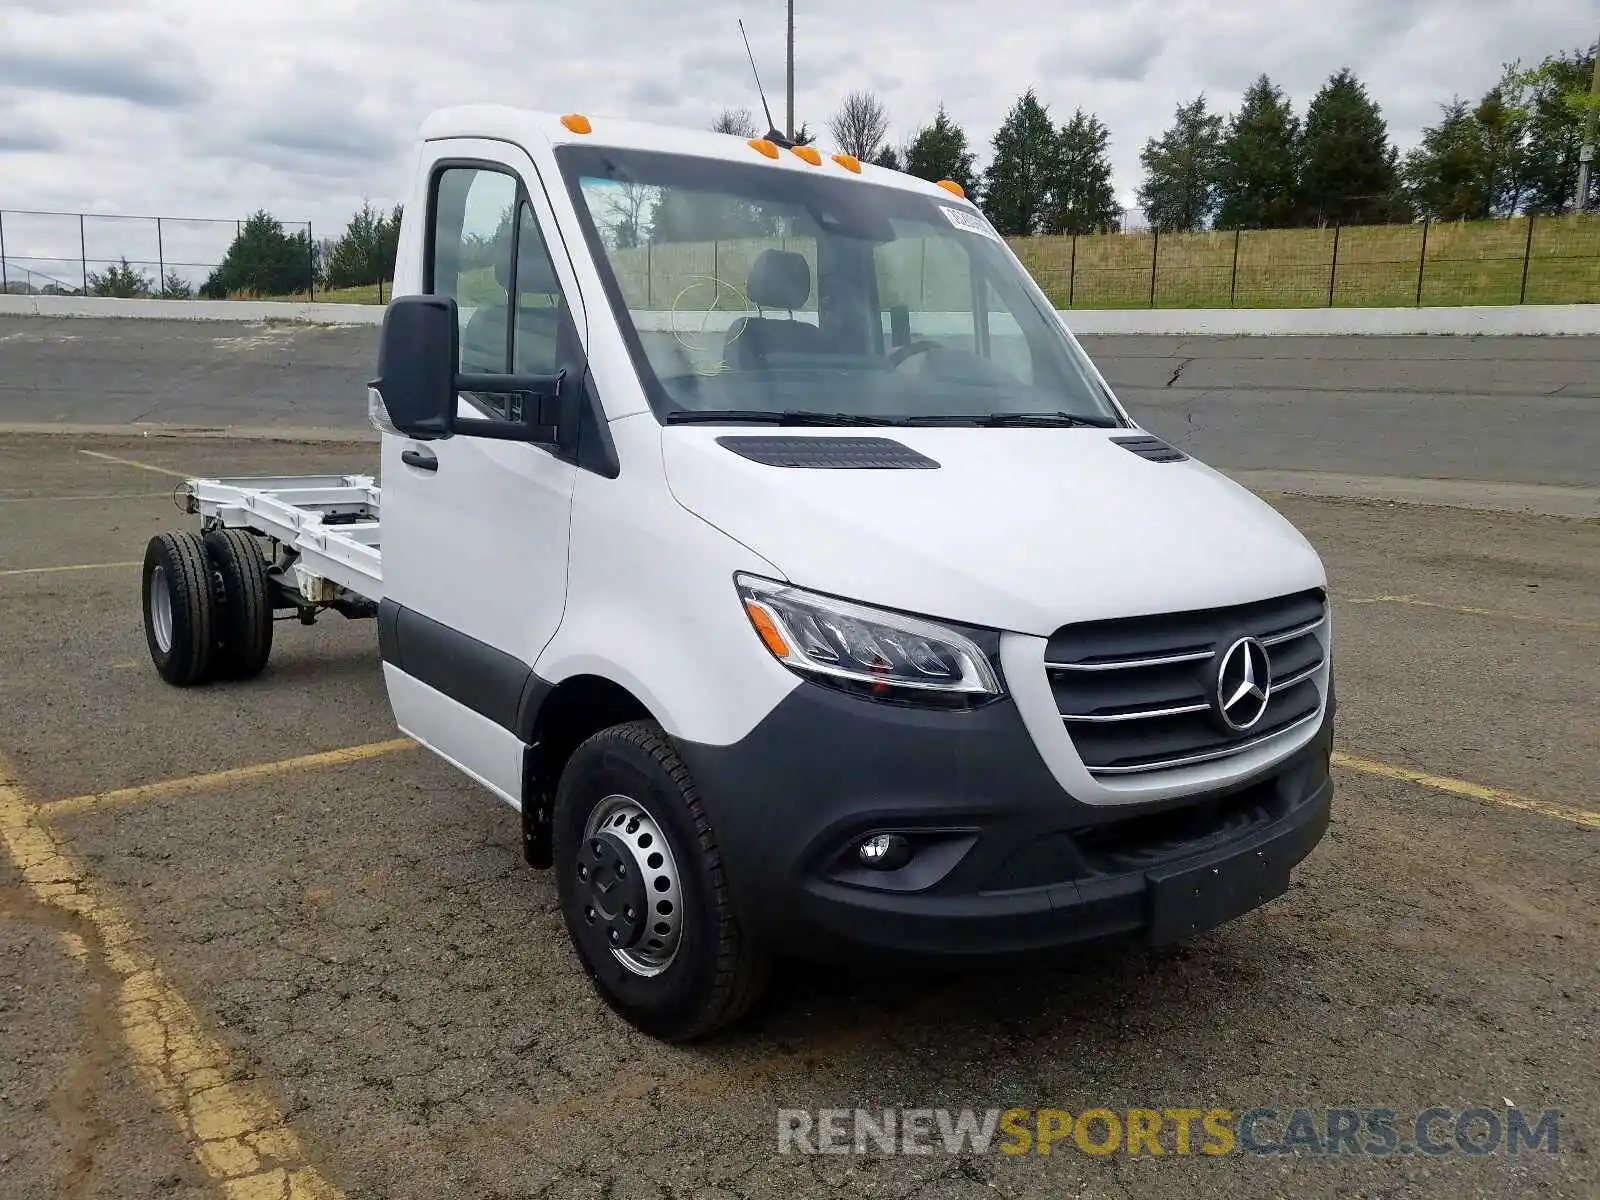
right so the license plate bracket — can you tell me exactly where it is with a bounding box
[1146,845,1291,944]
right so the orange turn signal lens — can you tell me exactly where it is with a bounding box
[791,144,822,165]
[936,178,965,197]
[743,601,791,658]
[748,138,779,159]
[831,152,861,173]
[560,113,592,134]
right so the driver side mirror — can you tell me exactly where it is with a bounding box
[368,293,564,446]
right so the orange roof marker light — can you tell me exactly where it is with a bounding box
[748,138,779,159]
[831,152,861,173]
[790,144,822,165]
[936,179,965,198]
[560,113,592,135]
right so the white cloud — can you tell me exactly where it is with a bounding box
[0,0,1593,278]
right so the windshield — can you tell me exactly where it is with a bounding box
[555,144,1124,427]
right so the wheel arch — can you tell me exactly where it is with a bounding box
[520,671,656,868]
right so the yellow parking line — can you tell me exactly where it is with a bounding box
[1345,594,1600,634]
[0,560,141,578]
[0,756,345,1199]
[1333,751,1600,831]
[43,738,417,817]
[79,449,189,478]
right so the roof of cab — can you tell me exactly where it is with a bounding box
[416,104,969,204]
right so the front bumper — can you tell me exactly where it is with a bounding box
[673,677,1334,964]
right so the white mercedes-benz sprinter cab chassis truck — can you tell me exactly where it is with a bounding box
[141,106,1336,1042]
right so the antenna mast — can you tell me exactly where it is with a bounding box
[738,19,793,147]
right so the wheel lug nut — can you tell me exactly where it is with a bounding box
[609,929,620,944]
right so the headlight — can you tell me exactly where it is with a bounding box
[735,574,1003,706]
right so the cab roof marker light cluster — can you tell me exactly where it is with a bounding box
[561,113,592,134]
[832,153,861,173]
[748,138,779,159]
[790,145,822,165]
[937,179,965,197]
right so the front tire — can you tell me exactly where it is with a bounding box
[553,721,769,1042]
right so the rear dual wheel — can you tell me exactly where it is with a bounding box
[141,528,273,686]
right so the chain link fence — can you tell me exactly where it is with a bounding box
[0,209,393,303]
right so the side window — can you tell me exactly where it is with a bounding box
[431,167,517,391]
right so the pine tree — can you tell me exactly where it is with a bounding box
[1297,68,1409,225]
[903,105,981,198]
[1403,99,1492,220]
[1216,75,1300,229]
[1048,109,1120,234]
[980,89,1060,236]
[1136,95,1224,232]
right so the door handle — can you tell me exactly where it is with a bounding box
[402,448,438,472]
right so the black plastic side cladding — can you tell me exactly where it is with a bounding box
[716,436,940,469]
[377,597,549,741]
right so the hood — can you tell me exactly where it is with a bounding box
[662,426,1326,636]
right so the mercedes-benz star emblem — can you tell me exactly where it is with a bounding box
[1214,636,1272,732]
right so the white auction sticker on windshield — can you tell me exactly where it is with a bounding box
[938,204,1002,241]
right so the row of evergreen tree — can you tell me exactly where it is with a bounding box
[810,42,1598,234]
[162,39,1596,299]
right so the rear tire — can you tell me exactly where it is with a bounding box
[553,720,770,1042]
[141,530,217,686]
[204,529,274,680]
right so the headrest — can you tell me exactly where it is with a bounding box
[747,249,810,310]
[493,236,559,295]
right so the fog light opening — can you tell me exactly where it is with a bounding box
[857,833,912,871]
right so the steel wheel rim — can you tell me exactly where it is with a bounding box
[578,793,684,978]
[149,564,173,654]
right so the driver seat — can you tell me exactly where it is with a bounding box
[723,249,825,369]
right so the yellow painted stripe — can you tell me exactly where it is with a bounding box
[1345,594,1600,634]
[0,756,345,1199]
[79,448,189,478]
[1333,751,1600,831]
[0,560,141,578]
[44,738,417,816]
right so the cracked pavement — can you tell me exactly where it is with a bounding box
[0,399,1597,1197]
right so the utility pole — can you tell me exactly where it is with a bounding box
[785,0,795,142]
[1576,28,1600,212]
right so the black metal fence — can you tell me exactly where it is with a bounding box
[3,206,1596,309]
[1009,213,1600,309]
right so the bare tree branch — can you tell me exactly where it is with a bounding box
[828,89,890,160]
[711,107,759,137]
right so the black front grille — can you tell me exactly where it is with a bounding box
[1047,589,1327,776]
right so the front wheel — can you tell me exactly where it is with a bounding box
[553,721,769,1042]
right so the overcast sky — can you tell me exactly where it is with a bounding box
[0,0,1594,280]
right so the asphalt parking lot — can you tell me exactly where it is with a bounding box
[1,424,1595,1200]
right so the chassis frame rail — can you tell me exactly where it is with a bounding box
[180,474,383,605]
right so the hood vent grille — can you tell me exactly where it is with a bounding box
[716,436,940,469]
[1111,435,1188,463]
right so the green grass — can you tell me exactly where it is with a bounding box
[260,213,1600,310]
[1010,213,1600,309]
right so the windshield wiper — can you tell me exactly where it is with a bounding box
[903,411,1119,428]
[663,409,905,426]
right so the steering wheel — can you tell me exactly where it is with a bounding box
[889,339,944,368]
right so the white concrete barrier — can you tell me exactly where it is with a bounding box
[1,292,1596,335]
